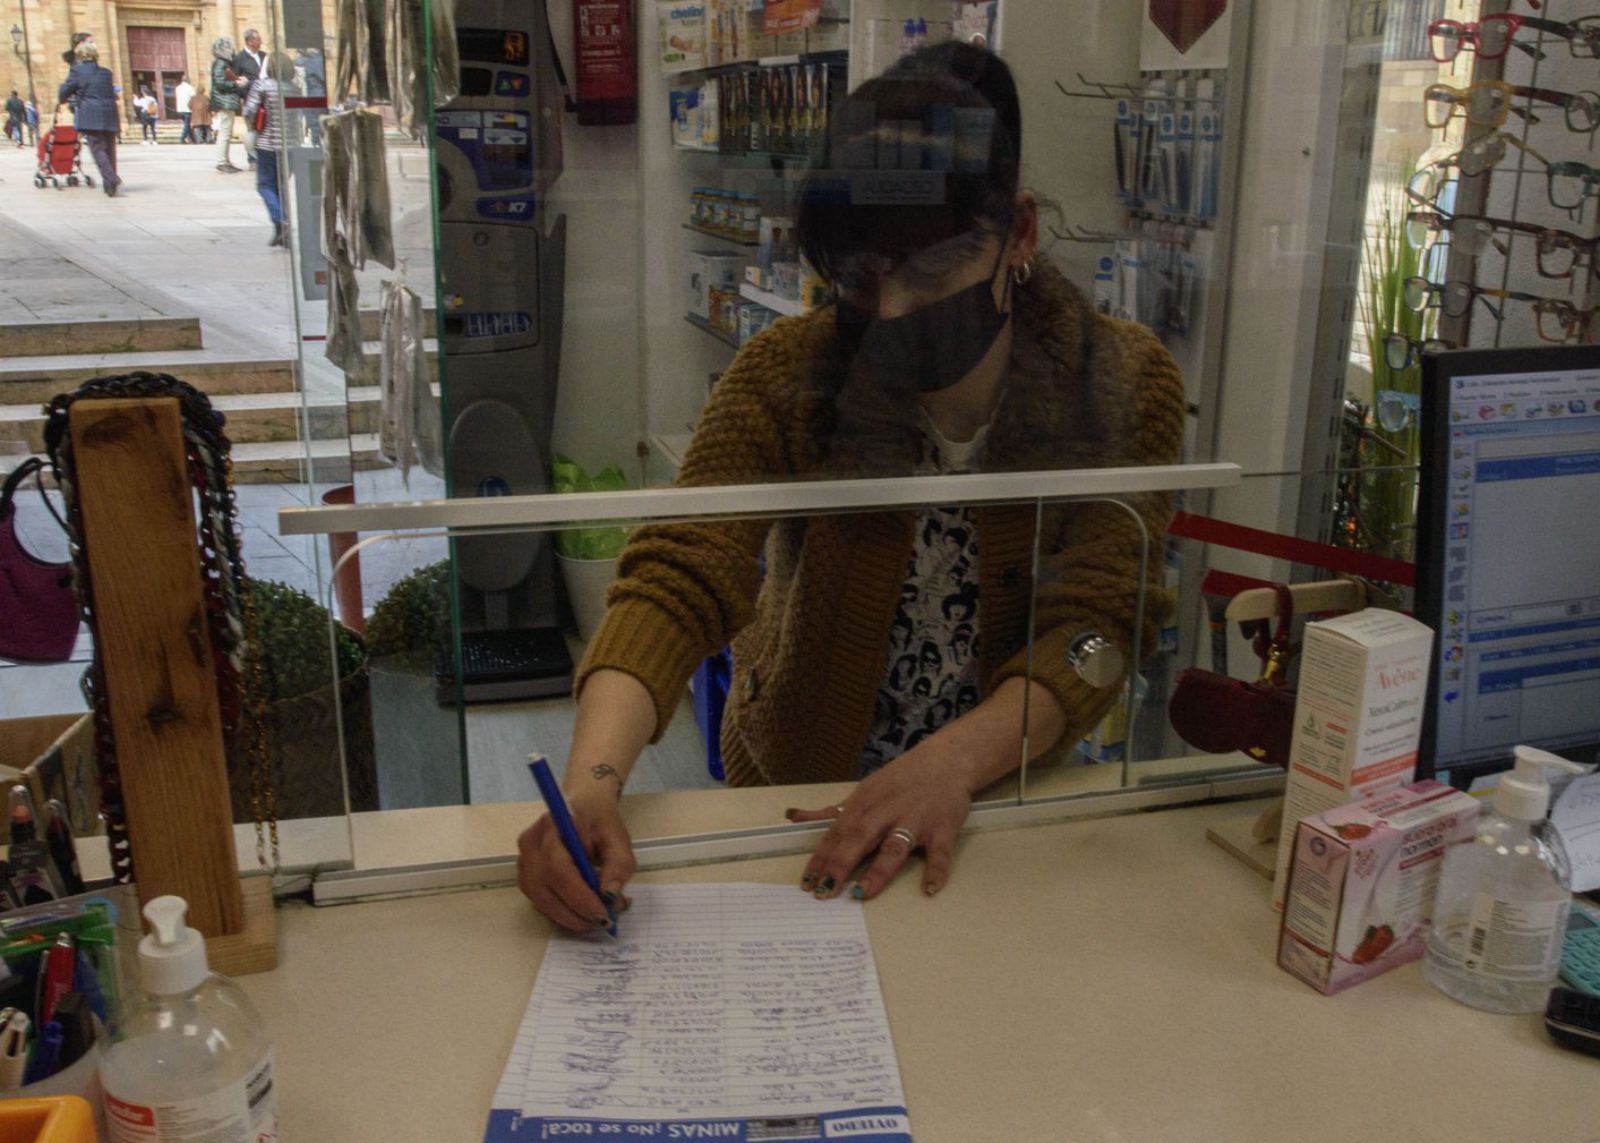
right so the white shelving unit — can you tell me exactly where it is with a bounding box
[738,282,808,319]
[641,0,1004,483]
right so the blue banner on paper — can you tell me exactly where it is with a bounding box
[484,1106,913,1142]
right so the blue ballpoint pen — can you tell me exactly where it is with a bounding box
[24,1020,61,1085]
[527,754,616,938]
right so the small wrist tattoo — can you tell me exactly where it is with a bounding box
[591,764,621,791]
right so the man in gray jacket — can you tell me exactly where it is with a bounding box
[235,29,266,167]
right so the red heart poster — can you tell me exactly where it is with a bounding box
[1148,0,1229,56]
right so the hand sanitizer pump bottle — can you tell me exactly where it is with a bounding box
[1423,746,1586,1013]
[98,896,278,1141]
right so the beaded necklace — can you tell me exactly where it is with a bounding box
[42,372,279,880]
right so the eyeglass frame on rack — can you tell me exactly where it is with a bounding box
[1383,333,1455,372]
[1546,158,1600,212]
[1408,202,1600,284]
[1413,132,1547,198]
[1530,297,1600,343]
[1403,203,1550,251]
[1403,275,1542,320]
[1428,14,1587,64]
[1423,80,1600,132]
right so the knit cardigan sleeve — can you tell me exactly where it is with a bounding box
[988,318,1185,740]
[574,323,812,739]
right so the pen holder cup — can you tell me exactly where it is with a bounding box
[0,1095,96,1142]
[0,1051,101,1139]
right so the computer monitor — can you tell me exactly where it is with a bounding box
[1416,345,1600,786]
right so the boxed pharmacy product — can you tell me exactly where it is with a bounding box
[657,0,707,73]
[687,251,748,320]
[1279,780,1481,995]
[1272,608,1434,909]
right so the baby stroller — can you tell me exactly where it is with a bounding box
[33,115,92,190]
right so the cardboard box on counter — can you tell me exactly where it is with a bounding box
[1279,780,1481,995]
[1272,609,1434,909]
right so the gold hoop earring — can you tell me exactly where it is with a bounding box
[1013,258,1034,286]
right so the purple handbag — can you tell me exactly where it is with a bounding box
[0,458,79,663]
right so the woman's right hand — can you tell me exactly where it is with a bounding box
[516,787,637,933]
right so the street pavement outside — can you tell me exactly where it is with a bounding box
[0,131,447,721]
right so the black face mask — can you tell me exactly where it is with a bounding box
[837,242,1012,395]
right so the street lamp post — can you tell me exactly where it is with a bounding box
[11,2,36,106]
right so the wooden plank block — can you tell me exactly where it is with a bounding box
[205,874,279,977]
[70,397,244,938]
[1205,808,1279,882]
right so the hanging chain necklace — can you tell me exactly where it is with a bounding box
[42,372,279,880]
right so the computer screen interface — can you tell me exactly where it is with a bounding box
[1417,347,1600,784]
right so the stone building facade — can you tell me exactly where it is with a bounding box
[3,0,336,127]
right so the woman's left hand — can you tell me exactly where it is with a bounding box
[785,745,973,901]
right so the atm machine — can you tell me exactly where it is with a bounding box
[432,1,572,702]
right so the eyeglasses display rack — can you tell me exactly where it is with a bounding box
[1422,0,1600,351]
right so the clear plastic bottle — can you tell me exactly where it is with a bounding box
[1422,746,1585,1013]
[98,896,279,1142]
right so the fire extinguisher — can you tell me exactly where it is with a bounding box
[573,0,637,126]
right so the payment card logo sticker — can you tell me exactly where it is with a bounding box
[477,196,538,220]
[464,312,533,338]
[495,71,530,96]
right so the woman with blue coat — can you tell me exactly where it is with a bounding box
[57,40,120,195]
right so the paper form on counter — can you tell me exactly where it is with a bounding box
[484,883,912,1142]
[1552,773,1600,893]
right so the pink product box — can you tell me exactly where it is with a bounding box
[1278,780,1481,995]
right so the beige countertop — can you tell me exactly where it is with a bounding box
[235,796,1600,1143]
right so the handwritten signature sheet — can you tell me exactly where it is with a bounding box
[484,884,912,1142]
[1553,773,1600,893]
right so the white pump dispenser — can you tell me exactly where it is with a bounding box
[98,896,278,1141]
[1422,747,1585,1013]
[1492,746,1585,822]
[136,896,208,996]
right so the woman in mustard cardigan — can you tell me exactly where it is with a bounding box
[520,43,1184,929]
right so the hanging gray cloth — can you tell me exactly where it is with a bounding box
[377,280,441,483]
[332,0,367,104]
[324,233,365,377]
[320,108,395,271]
[352,109,395,269]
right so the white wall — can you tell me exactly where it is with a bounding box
[1207,0,1352,550]
[543,2,653,479]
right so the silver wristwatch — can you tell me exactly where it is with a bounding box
[1065,632,1124,689]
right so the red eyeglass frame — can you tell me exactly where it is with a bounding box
[1429,13,1563,61]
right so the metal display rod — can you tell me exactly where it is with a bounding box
[277,463,1243,537]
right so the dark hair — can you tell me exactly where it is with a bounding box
[795,42,1022,286]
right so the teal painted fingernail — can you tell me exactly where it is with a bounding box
[801,874,815,891]
[601,889,617,905]
[815,875,835,897]
[850,883,866,901]
[594,915,612,928]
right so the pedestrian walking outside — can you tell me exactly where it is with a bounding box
[4,91,23,147]
[210,36,245,172]
[133,88,158,143]
[189,87,210,143]
[58,40,121,196]
[242,52,295,247]
[24,99,38,145]
[174,74,195,142]
[235,30,266,168]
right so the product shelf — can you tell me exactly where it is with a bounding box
[685,312,740,348]
[683,223,759,246]
[738,283,807,319]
